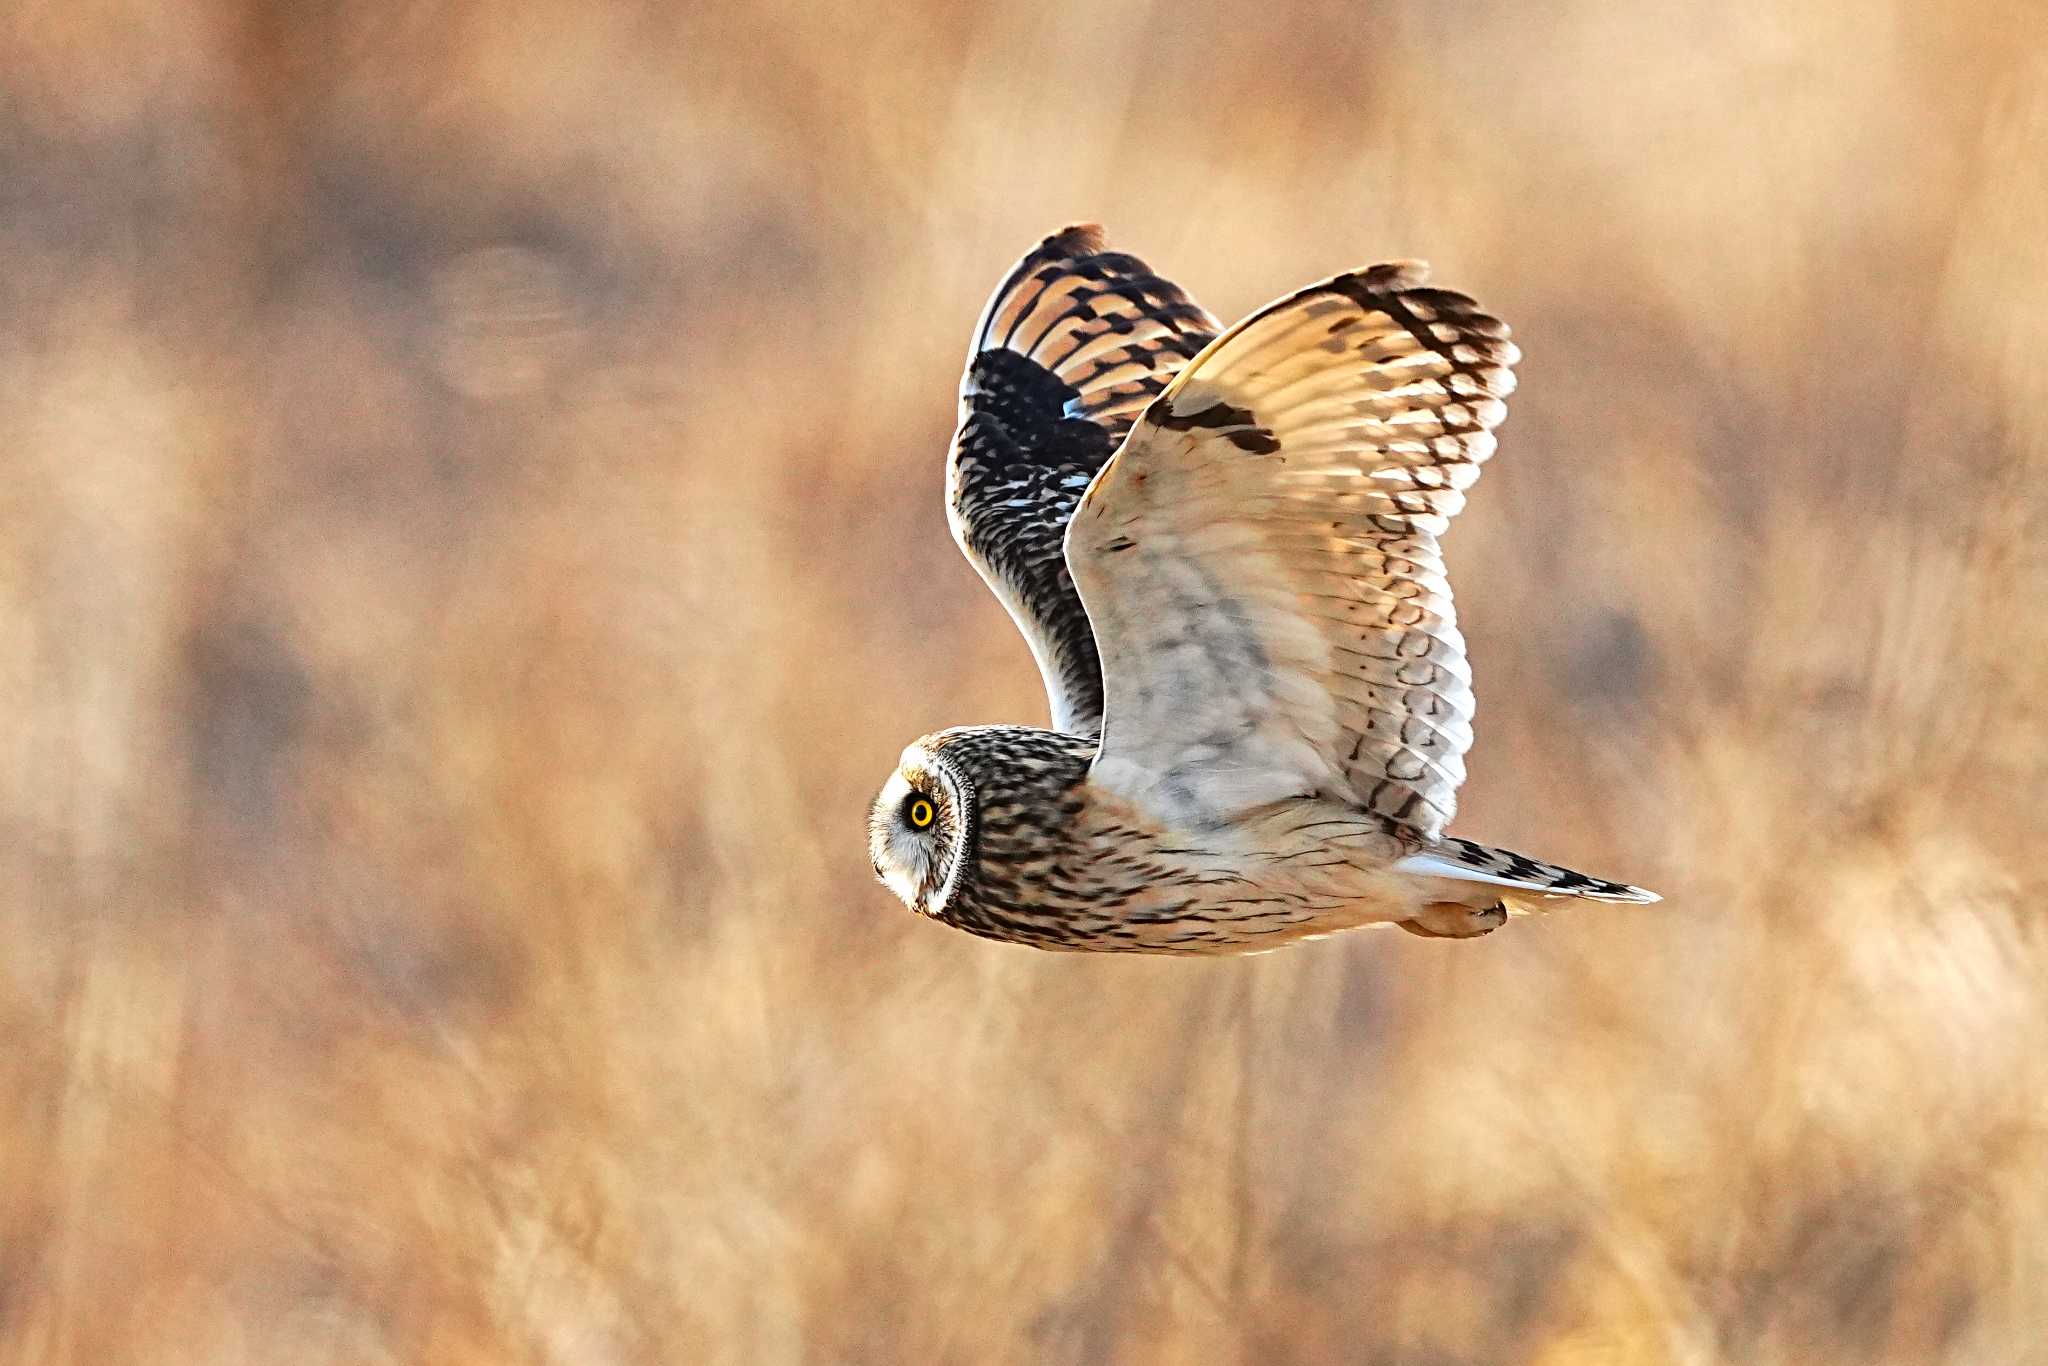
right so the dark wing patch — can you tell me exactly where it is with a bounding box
[1147,396,1281,453]
[948,226,1219,736]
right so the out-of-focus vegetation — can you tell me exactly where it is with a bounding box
[2,3,2044,1362]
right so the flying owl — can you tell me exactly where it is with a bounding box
[868,226,1658,952]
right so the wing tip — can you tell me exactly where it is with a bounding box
[1399,846,1664,905]
[1349,259,1432,291]
[1318,260,1517,337]
[1547,878,1665,905]
[1041,222,1108,258]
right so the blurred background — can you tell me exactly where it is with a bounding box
[3,2,2045,1362]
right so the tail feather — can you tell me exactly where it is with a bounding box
[1397,836,1661,904]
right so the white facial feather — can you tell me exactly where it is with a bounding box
[870,764,940,913]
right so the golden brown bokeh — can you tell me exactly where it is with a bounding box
[3,3,2045,1362]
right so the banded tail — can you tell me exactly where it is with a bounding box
[1398,836,1661,905]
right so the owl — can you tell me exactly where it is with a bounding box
[868,226,1658,953]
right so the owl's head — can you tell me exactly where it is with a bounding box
[868,739,975,917]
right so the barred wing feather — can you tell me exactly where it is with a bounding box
[1068,262,1518,836]
[948,226,1219,736]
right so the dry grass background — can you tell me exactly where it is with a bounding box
[2,2,2046,1362]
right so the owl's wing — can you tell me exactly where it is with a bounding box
[1067,263,1518,836]
[948,226,1219,736]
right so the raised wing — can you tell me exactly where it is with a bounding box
[948,226,1218,736]
[1067,262,1518,835]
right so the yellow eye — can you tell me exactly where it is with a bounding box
[906,796,936,830]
